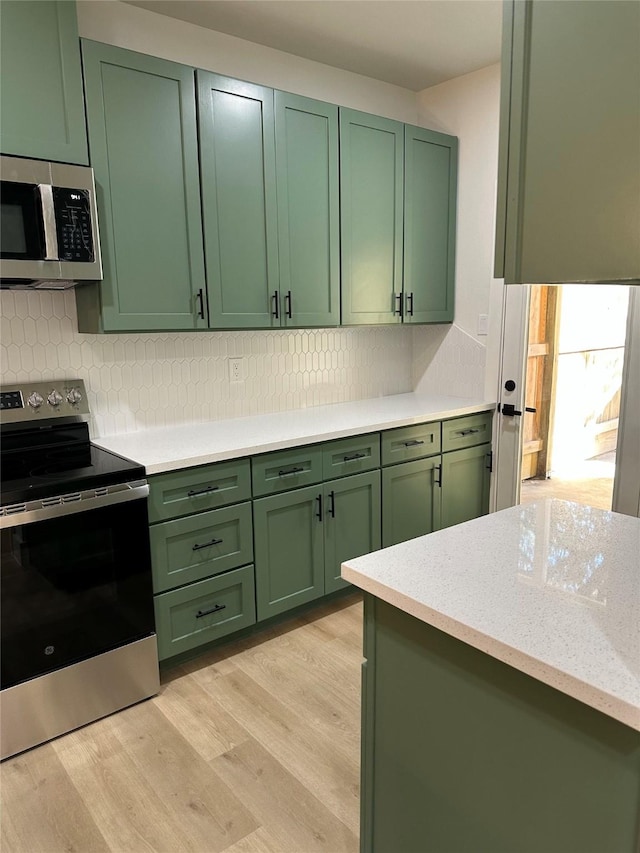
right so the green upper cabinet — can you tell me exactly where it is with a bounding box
[76,42,207,332]
[274,93,340,327]
[496,0,640,284]
[0,0,88,164]
[404,126,457,323]
[340,109,404,325]
[198,73,279,329]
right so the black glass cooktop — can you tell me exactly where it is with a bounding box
[1,421,144,506]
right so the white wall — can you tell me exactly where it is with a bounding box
[77,1,418,123]
[411,64,503,400]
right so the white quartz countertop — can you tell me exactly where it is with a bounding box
[342,499,640,731]
[93,392,494,474]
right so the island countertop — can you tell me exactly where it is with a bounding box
[93,391,494,475]
[342,499,640,731]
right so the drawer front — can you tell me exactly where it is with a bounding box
[381,422,441,466]
[442,411,493,453]
[323,434,380,480]
[154,565,256,661]
[251,445,323,497]
[150,501,254,593]
[148,459,251,522]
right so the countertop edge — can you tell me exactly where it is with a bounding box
[341,566,640,733]
[93,396,496,475]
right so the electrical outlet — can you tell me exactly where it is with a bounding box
[228,357,244,382]
[477,314,489,336]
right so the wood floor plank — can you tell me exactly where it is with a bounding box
[212,738,358,853]
[1,743,110,853]
[200,667,360,834]
[106,701,259,852]
[153,669,250,761]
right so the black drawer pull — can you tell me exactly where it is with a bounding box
[343,452,366,462]
[187,485,220,497]
[192,538,223,551]
[403,439,425,447]
[278,466,304,477]
[196,603,226,619]
[457,428,481,437]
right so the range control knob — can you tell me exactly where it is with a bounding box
[47,390,63,407]
[66,387,83,405]
[27,391,44,409]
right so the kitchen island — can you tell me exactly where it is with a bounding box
[342,499,640,853]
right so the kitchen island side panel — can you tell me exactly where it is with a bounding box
[361,594,640,853]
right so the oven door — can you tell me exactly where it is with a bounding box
[0,486,155,690]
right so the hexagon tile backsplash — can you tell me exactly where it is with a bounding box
[0,291,413,436]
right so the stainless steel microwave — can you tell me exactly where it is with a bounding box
[0,155,102,289]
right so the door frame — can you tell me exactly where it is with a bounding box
[493,284,640,517]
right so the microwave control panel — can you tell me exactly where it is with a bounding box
[53,187,95,263]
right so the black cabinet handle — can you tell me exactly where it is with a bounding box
[285,290,292,319]
[278,466,304,477]
[192,537,223,551]
[394,293,403,316]
[272,291,280,319]
[315,494,323,521]
[457,428,481,436]
[486,451,493,473]
[343,452,366,462]
[407,292,414,316]
[328,490,335,518]
[403,439,425,447]
[196,603,226,619]
[196,288,206,320]
[434,464,442,487]
[187,485,219,497]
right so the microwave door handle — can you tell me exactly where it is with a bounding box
[38,184,59,261]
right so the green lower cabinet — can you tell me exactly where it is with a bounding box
[440,443,491,529]
[382,457,441,547]
[324,471,381,594]
[154,565,256,661]
[253,485,324,620]
[361,595,640,853]
[150,501,254,593]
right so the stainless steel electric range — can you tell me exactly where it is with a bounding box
[0,380,159,760]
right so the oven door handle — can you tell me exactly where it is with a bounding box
[0,481,150,529]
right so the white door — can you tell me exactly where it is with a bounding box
[494,284,640,517]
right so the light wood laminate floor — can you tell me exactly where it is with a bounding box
[1,593,363,853]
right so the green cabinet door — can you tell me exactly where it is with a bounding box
[253,484,324,620]
[340,109,404,325]
[198,73,279,329]
[382,457,441,548]
[496,0,640,283]
[440,443,491,530]
[275,92,340,327]
[76,42,206,332]
[404,126,457,323]
[324,470,381,594]
[0,1,88,164]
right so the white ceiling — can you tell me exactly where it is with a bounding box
[125,1,502,91]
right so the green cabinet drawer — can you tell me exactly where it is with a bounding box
[251,445,323,497]
[154,565,256,661]
[148,459,251,523]
[442,412,493,453]
[381,422,441,466]
[150,501,254,593]
[322,434,380,480]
